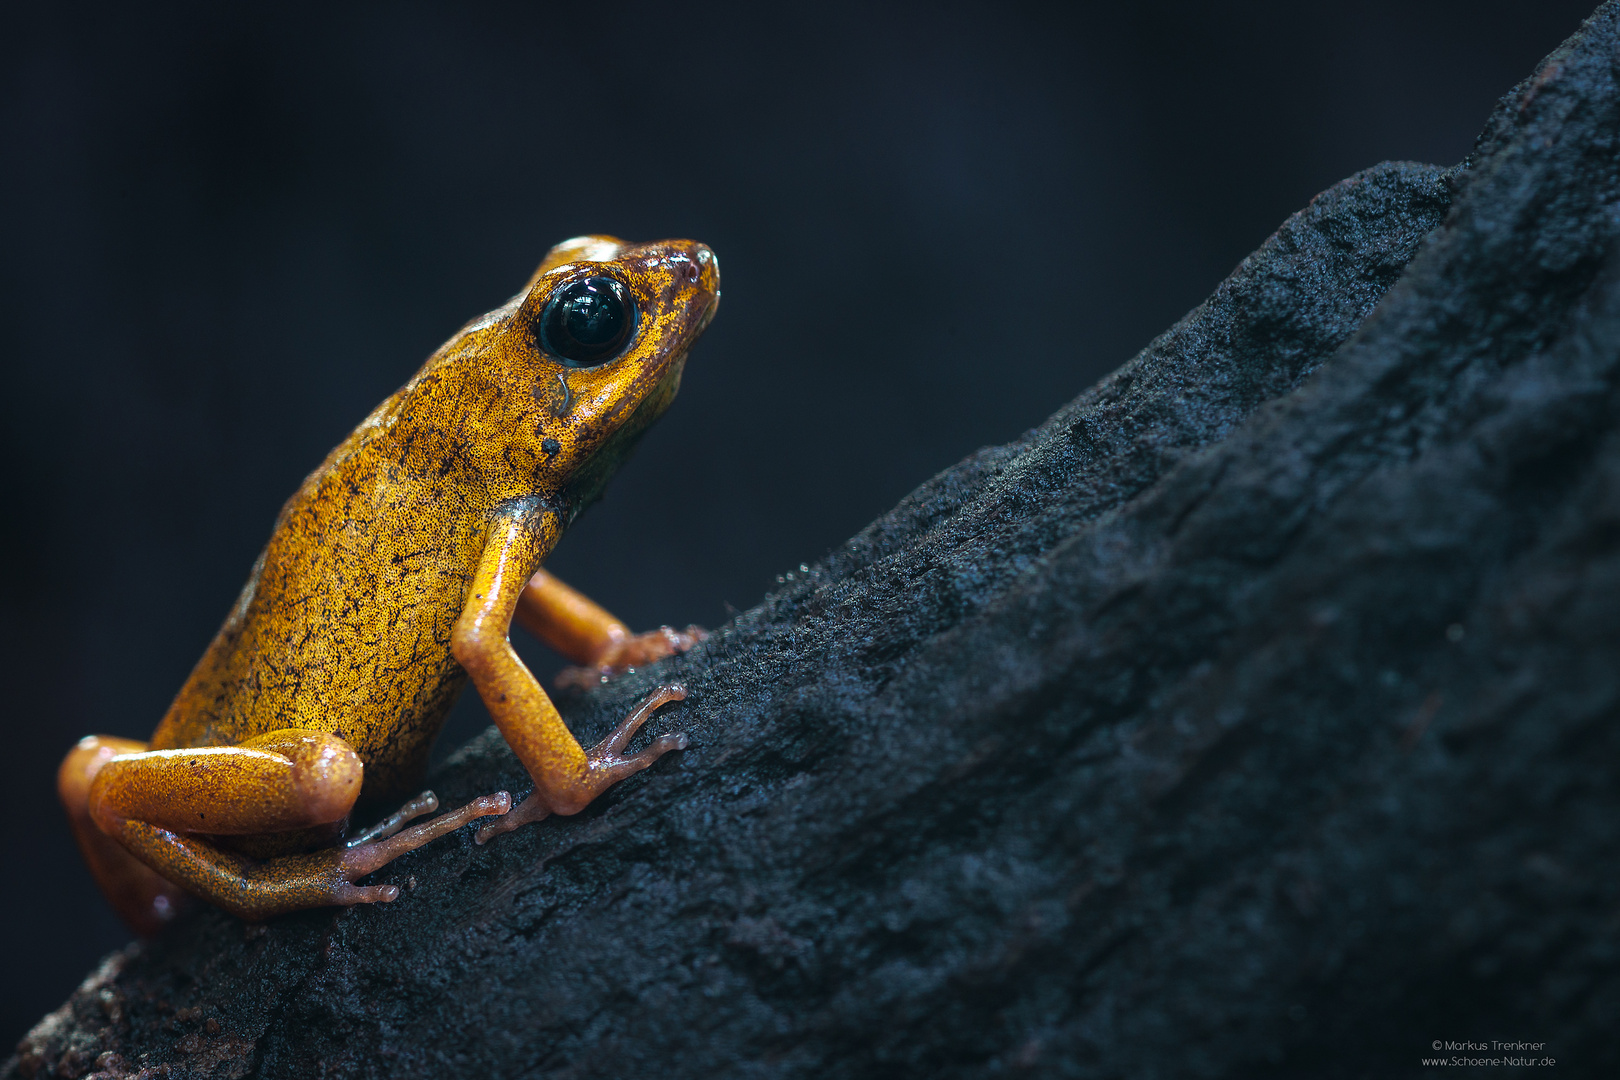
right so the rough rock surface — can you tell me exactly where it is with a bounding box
[11,6,1620,1078]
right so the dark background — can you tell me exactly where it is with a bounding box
[0,0,1600,1049]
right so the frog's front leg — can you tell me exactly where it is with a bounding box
[517,567,706,690]
[60,730,509,926]
[454,512,689,843]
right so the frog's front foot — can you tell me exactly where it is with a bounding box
[555,625,708,690]
[477,684,689,843]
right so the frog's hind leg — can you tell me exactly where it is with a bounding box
[59,736,189,936]
[68,729,510,926]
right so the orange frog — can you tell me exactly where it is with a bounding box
[58,235,718,934]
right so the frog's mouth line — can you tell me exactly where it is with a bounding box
[696,295,719,335]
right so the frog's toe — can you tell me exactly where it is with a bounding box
[476,792,552,843]
[330,882,400,906]
[338,791,511,880]
[594,684,687,757]
[345,790,440,848]
[580,686,689,793]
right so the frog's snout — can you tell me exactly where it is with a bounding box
[681,243,719,333]
[693,243,720,301]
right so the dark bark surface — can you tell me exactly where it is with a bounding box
[12,7,1620,1078]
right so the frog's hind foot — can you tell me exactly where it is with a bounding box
[339,791,513,883]
[345,790,441,848]
[476,684,689,844]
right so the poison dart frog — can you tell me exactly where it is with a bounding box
[58,235,718,934]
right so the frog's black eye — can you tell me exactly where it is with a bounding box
[538,276,637,367]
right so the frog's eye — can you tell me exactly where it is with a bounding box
[538,276,638,367]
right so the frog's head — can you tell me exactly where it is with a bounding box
[448,234,719,519]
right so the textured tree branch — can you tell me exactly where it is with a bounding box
[12,6,1620,1077]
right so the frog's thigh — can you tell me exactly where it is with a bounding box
[58,735,187,936]
[88,728,364,837]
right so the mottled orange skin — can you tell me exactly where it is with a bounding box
[59,235,719,933]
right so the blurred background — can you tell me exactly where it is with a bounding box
[0,0,1601,1047]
